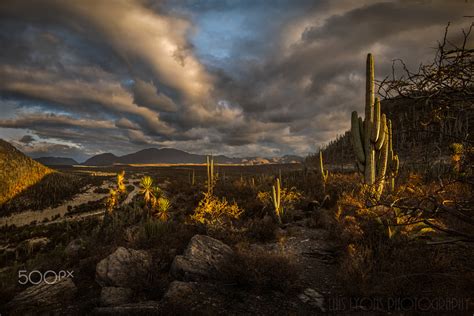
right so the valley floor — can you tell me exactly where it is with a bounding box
[0,164,472,314]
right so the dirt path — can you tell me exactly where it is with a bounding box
[123,181,140,205]
[0,181,143,228]
[250,220,341,312]
[0,182,112,227]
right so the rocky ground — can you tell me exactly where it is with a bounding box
[2,211,343,315]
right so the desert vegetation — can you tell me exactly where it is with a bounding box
[0,26,473,315]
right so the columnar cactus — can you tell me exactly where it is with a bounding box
[387,120,399,191]
[206,155,215,194]
[319,150,329,193]
[271,177,283,223]
[350,54,399,198]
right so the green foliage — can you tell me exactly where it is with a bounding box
[191,192,242,227]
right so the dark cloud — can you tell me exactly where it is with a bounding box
[131,79,178,112]
[0,0,471,160]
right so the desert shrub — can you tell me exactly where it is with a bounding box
[137,218,172,245]
[334,181,474,300]
[246,216,279,242]
[191,192,243,228]
[257,185,302,222]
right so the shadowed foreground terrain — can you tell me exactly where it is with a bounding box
[0,149,472,314]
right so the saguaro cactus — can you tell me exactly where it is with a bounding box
[319,150,329,193]
[350,54,399,198]
[271,177,283,223]
[206,155,215,194]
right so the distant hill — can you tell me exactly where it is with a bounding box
[120,148,207,164]
[0,139,53,205]
[83,147,303,166]
[83,153,119,166]
[308,97,473,169]
[35,157,78,166]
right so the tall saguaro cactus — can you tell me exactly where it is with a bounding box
[206,155,215,195]
[350,54,399,198]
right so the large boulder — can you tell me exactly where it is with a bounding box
[6,276,77,314]
[96,247,152,288]
[170,235,234,281]
[100,287,133,306]
[65,238,86,258]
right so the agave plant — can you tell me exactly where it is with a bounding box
[154,197,171,221]
[139,176,154,206]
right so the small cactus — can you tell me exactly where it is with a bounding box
[319,150,329,194]
[271,178,283,223]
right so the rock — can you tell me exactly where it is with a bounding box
[23,237,50,254]
[162,281,226,313]
[100,287,133,306]
[96,247,152,288]
[170,235,234,281]
[65,238,85,258]
[298,288,325,312]
[92,301,161,315]
[6,277,77,314]
[163,281,198,305]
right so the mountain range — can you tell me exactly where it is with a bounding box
[82,148,303,166]
[35,157,79,166]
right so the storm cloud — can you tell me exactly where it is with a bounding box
[0,0,472,161]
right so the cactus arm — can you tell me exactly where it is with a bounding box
[371,97,381,142]
[366,53,375,113]
[276,178,281,207]
[392,154,399,172]
[358,116,364,143]
[351,111,366,163]
[272,185,277,210]
[319,151,329,182]
[375,114,387,150]
[364,54,375,185]
[387,120,394,162]
[376,127,389,182]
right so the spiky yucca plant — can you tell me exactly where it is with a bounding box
[139,176,154,206]
[155,196,171,222]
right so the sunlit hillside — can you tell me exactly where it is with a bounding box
[0,139,53,205]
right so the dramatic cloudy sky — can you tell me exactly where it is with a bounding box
[0,0,471,162]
